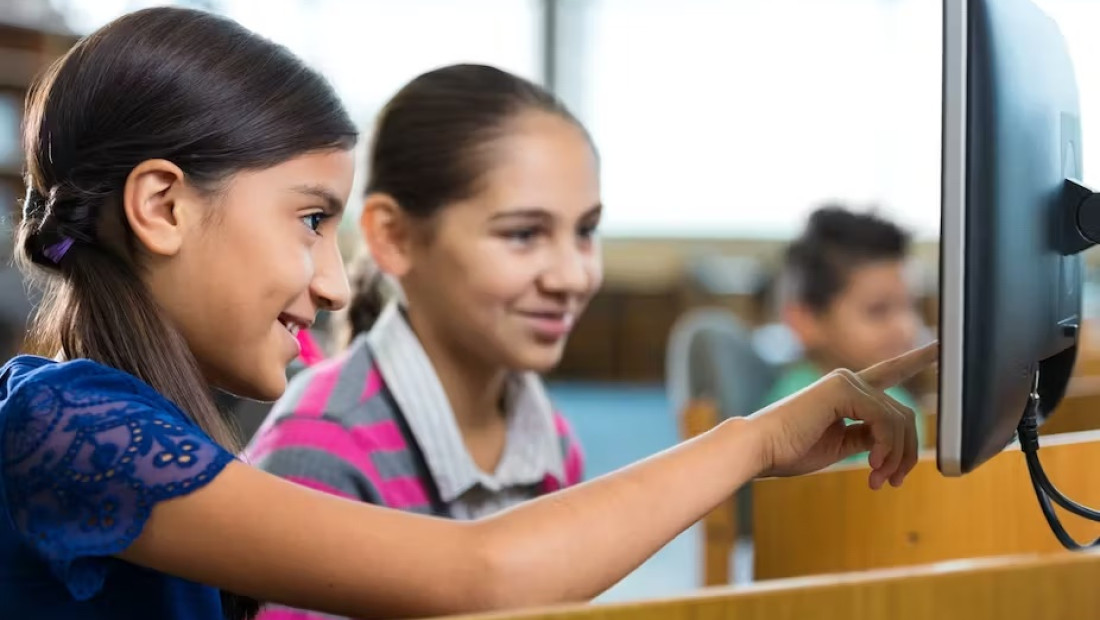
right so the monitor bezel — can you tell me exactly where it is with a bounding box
[938,0,967,477]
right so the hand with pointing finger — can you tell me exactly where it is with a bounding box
[746,342,939,489]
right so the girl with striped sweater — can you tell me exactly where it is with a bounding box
[0,11,933,620]
[246,65,597,619]
[246,66,592,522]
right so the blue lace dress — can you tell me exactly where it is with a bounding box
[0,355,235,619]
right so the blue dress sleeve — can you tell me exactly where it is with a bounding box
[0,364,235,601]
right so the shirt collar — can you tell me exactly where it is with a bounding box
[366,301,565,502]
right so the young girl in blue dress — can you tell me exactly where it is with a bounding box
[0,7,933,620]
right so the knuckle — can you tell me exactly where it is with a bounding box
[829,368,858,387]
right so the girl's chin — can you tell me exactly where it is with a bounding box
[209,356,289,403]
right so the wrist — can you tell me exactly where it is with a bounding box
[715,416,768,480]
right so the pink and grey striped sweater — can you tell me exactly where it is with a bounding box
[244,304,584,619]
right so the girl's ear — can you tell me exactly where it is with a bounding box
[360,193,413,277]
[123,159,195,257]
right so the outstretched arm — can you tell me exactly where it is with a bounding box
[119,343,936,618]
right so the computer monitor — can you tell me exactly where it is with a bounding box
[938,0,1095,476]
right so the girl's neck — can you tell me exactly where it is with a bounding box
[404,307,508,435]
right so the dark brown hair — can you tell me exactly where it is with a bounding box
[15,7,357,619]
[348,63,591,336]
[783,204,911,313]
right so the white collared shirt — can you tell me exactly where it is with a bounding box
[366,302,566,520]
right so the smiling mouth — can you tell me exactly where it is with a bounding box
[519,310,576,337]
[523,311,571,321]
[277,314,308,336]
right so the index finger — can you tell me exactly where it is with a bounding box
[857,341,939,390]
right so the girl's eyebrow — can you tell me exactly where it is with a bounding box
[489,203,603,222]
[291,184,345,215]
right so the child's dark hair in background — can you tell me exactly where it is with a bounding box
[783,205,911,314]
[763,205,923,460]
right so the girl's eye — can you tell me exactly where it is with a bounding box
[503,228,540,245]
[301,213,328,233]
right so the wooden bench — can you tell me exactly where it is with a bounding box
[437,550,1100,620]
[752,430,1100,580]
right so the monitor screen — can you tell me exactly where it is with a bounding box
[938,0,1086,476]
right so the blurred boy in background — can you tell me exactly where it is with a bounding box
[761,205,925,460]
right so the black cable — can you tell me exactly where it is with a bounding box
[1027,460,1092,550]
[1017,391,1100,550]
[1027,450,1100,520]
[1018,404,1100,519]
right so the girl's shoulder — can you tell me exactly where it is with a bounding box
[1,354,181,420]
[0,355,234,603]
[3,354,121,388]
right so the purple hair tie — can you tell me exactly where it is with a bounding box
[43,237,75,264]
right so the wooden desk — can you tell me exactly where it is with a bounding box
[681,340,1100,586]
[438,551,1100,620]
[753,430,1100,581]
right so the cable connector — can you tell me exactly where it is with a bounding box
[1016,393,1042,454]
[1019,372,1100,549]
